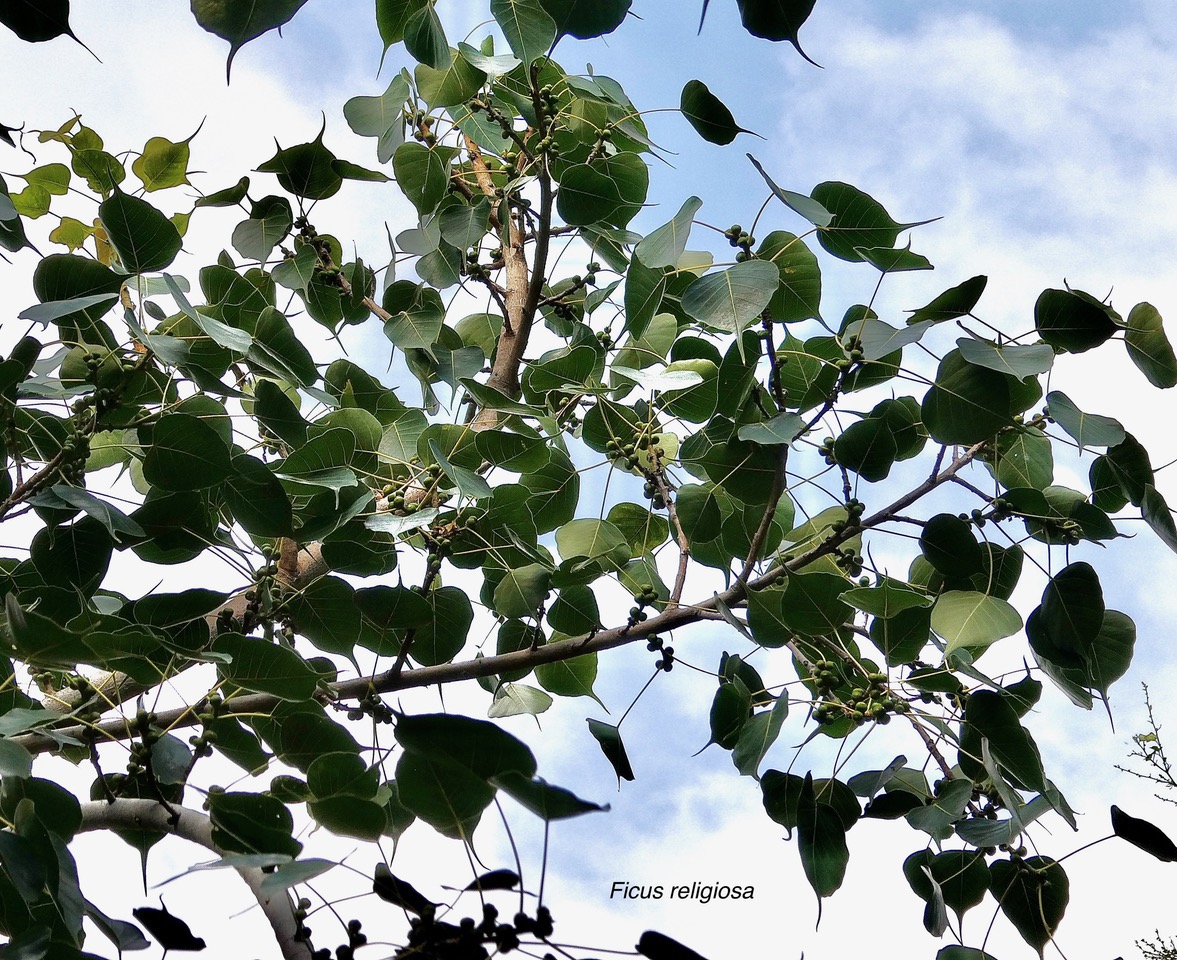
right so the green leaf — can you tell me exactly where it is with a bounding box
[921,349,1012,444]
[557,163,628,227]
[556,518,631,570]
[992,427,1054,491]
[395,712,537,781]
[848,318,932,362]
[392,142,450,215]
[416,49,487,109]
[963,691,1046,793]
[535,648,601,702]
[733,0,818,58]
[920,513,983,579]
[957,336,1054,380]
[755,230,822,322]
[232,196,293,262]
[208,791,302,858]
[796,774,852,899]
[191,0,311,77]
[1044,390,1124,450]
[1142,483,1177,554]
[0,739,33,779]
[855,242,933,273]
[680,80,755,145]
[736,412,806,446]
[285,576,362,657]
[195,176,250,208]
[622,257,668,340]
[403,3,450,69]
[681,260,779,341]
[931,591,1022,656]
[538,0,630,38]
[907,275,987,324]
[142,413,232,490]
[407,586,474,666]
[344,75,410,164]
[989,856,1068,957]
[1035,287,1119,354]
[747,155,832,227]
[99,191,182,274]
[841,579,932,618]
[732,695,789,778]
[425,437,489,501]
[491,772,608,819]
[213,633,320,700]
[750,572,849,641]
[491,0,556,64]
[257,128,345,200]
[1124,301,1177,388]
[812,180,933,262]
[635,197,703,269]
[1025,562,1104,671]
[376,0,428,48]
[587,719,635,783]
[493,564,552,618]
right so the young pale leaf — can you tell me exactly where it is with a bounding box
[680,81,756,145]
[737,412,806,446]
[488,682,554,718]
[932,591,1022,656]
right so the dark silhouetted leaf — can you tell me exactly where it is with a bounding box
[1110,805,1177,862]
[132,903,207,952]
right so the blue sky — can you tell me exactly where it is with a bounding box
[5,2,1177,958]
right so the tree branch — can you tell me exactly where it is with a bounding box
[77,799,309,960]
[18,441,988,754]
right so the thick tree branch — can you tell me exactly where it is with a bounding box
[78,799,309,960]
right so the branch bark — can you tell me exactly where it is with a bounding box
[77,799,309,960]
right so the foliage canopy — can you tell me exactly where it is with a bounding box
[1,2,1176,958]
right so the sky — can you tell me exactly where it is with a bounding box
[4,1,1177,958]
